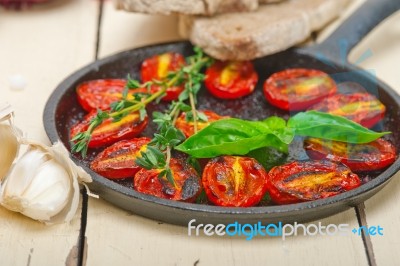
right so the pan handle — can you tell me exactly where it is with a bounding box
[305,0,400,62]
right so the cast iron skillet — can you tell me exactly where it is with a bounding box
[44,0,400,226]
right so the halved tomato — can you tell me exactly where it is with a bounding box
[202,156,269,207]
[76,79,127,112]
[304,138,397,172]
[141,52,185,101]
[90,137,151,179]
[263,68,337,111]
[134,157,202,202]
[308,92,386,128]
[70,110,148,148]
[175,110,229,138]
[267,160,361,205]
[205,61,258,99]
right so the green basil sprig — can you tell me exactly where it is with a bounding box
[175,111,390,158]
[288,111,389,144]
[175,117,294,158]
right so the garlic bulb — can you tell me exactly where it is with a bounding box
[0,141,92,224]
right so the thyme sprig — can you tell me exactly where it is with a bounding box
[135,47,213,185]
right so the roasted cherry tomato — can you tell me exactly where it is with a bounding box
[141,52,185,101]
[76,79,127,112]
[205,61,258,99]
[90,137,151,179]
[70,110,148,148]
[267,160,361,205]
[175,110,229,138]
[134,157,201,202]
[304,138,397,172]
[202,156,269,207]
[308,92,386,128]
[263,68,337,111]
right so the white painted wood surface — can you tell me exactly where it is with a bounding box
[0,0,98,143]
[0,0,98,265]
[1,0,399,265]
[349,11,400,266]
[86,198,367,266]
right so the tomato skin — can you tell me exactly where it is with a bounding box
[308,93,386,128]
[70,110,148,148]
[202,156,269,207]
[175,110,229,138]
[263,68,337,111]
[304,138,397,172]
[205,61,258,99]
[134,157,202,202]
[76,79,127,112]
[267,160,361,205]
[90,137,151,179]
[141,52,185,101]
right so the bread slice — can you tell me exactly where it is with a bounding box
[179,0,350,60]
[113,0,285,15]
[259,0,286,3]
[114,0,256,15]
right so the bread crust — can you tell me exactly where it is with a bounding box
[114,0,261,15]
[180,0,350,60]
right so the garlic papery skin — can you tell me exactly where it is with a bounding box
[0,124,19,181]
[0,141,92,224]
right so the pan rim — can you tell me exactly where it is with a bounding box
[43,41,400,221]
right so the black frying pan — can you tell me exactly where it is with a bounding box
[44,0,400,226]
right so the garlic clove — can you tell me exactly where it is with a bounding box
[21,159,71,220]
[22,160,70,216]
[0,124,19,181]
[1,149,47,198]
[22,160,70,202]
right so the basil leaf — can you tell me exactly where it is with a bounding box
[175,118,294,158]
[288,111,389,143]
[255,117,294,144]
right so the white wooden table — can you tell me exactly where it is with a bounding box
[0,0,399,265]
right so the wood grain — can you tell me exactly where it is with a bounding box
[0,0,98,265]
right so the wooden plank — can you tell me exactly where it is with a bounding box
[0,0,98,265]
[0,0,98,143]
[85,2,368,265]
[87,198,367,266]
[348,11,400,266]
